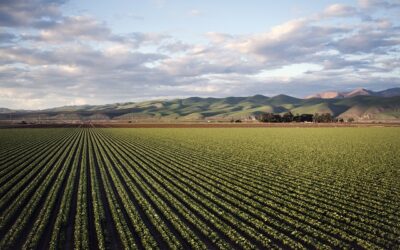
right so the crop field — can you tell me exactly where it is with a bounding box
[0,127,399,249]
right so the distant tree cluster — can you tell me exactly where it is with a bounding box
[256,112,339,123]
[313,113,334,123]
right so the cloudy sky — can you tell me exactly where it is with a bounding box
[1,0,399,109]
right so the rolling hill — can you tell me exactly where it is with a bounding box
[1,88,400,122]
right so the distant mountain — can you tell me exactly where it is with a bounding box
[306,91,346,99]
[345,88,374,98]
[0,108,13,113]
[306,87,400,99]
[1,88,400,122]
[377,88,400,98]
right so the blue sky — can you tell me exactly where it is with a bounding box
[65,1,342,36]
[0,0,399,109]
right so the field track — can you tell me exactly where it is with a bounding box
[0,127,399,249]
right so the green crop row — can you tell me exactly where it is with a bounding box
[0,127,399,249]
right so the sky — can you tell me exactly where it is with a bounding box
[0,0,400,109]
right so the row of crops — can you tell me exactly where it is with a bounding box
[0,127,399,249]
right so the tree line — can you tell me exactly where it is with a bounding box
[255,112,347,123]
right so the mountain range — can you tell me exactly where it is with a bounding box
[1,87,400,122]
[306,87,400,99]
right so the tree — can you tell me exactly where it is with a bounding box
[322,113,334,122]
[314,113,333,123]
[256,113,276,122]
[282,112,294,122]
[313,113,320,123]
[300,114,314,122]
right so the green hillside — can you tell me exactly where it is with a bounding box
[1,95,400,122]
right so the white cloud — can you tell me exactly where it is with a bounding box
[268,19,309,40]
[0,0,65,27]
[0,0,399,109]
[205,32,235,44]
[323,4,357,17]
[37,16,111,42]
[69,98,87,106]
[358,0,400,9]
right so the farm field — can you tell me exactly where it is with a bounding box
[0,127,399,249]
